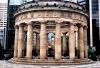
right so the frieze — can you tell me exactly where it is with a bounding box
[45,11,53,17]
[15,11,87,24]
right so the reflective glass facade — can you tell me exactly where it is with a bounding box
[92,0,99,27]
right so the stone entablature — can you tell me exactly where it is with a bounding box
[15,11,87,23]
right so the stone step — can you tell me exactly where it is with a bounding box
[8,58,93,65]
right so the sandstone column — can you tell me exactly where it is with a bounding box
[69,23,75,59]
[36,33,40,52]
[26,23,33,59]
[40,22,47,59]
[78,25,84,59]
[63,33,67,54]
[18,24,24,58]
[55,22,61,60]
[14,26,19,58]
[84,26,88,58]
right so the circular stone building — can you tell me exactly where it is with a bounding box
[10,0,92,65]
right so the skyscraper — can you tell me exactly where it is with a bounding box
[0,3,7,28]
[0,2,8,50]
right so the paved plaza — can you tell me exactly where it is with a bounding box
[0,60,100,68]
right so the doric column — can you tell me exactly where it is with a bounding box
[55,22,61,60]
[78,25,84,59]
[26,23,33,59]
[40,22,47,59]
[18,24,24,58]
[36,33,40,51]
[69,23,75,59]
[63,33,67,54]
[84,26,88,58]
[14,26,19,58]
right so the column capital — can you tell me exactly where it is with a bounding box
[19,23,25,27]
[55,20,63,24]
[77,24,83,27]
[69,23,75,26]
[14,25,19,29]
[27,22,33,25]
[40,20,47,24]
[83,25,88,29]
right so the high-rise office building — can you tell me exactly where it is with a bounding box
[7,0,21,50]
[0,2,7,50]
[0,3,7,28]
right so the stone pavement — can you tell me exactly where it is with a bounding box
[0,60,100,68]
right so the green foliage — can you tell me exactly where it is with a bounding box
[88,47,97,61]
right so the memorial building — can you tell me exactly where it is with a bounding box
[9,0,92,65]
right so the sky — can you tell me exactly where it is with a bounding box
[0,0,81,3]
[0,0,7,3]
